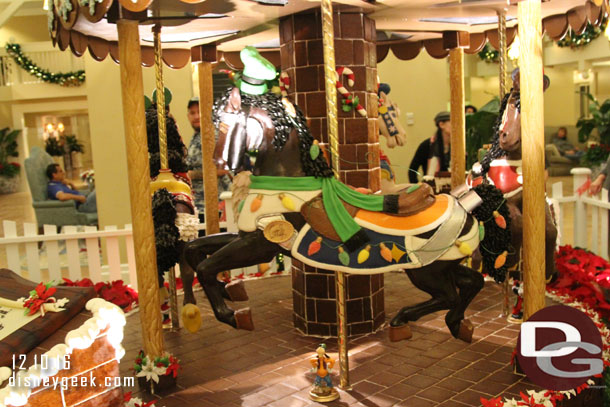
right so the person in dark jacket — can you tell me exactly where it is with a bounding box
[408,111,451,183]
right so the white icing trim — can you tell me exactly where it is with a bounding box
[490,159,522,167]
[0,299,126,407]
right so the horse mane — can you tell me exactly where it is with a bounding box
[213,87,334,178]
[479,89,521,176]
[146,106,189,177]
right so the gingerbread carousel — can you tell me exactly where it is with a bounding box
[2,1,609,406]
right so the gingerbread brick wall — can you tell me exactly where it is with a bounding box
[9,326,124,407]
[280,10,385,337]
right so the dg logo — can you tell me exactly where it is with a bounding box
[517,305,603,391]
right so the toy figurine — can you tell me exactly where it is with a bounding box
[309,344,339,402]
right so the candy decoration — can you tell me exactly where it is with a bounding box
[338,247,350,266]
[390,244,406,262]
[238,199,245,213]
[308,237,323,256]
[406,184,421,193]
[357,245,371,264]
[279,71,291,97]
[455,240,473,256]
[250,194,263,212]
[495,251,508,269]
[379,243,393,263]
[279,193,296,211]
[493,211,506,229]
[478,221,485,240]
[310,140,320,160]
[336,66,367,117]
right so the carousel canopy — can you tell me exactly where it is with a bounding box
[48,0,607,67]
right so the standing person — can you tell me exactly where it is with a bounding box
[408,111,451,183]
[589,154,610,196]
[185,97,231,227]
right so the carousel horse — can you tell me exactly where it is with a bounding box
[377,83,406,148]
[184,86,511,342]
[473,69,558,317]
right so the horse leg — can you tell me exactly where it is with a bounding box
[446,265,484,342]
[183,232,249,304]
[389,262,460,341]
[191,230,280,330]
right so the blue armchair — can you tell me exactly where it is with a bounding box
[24,147,97,227]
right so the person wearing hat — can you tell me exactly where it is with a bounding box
[185,97,232,227]
[408,111,452,183]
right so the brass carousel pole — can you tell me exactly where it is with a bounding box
[320,0,350,390]
[498,9,511,319]
[449,43,465,189]
[153,24,180,330]
[117,18,164,357]
[518,0,546,320]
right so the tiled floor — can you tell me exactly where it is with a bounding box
[119,273,557,407]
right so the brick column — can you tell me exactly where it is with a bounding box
[280,10,384,337]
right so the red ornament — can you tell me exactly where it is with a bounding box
[308,237,322,256]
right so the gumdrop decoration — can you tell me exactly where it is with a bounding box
[338,247,350,266]
[250,194,263,212]
[308,237,323,256]
[493,211,506,229]
[357,245,371,264]
[379,243,392,263]
[279,193,296,211]
[495,251,508,269]
[310,140,320,160]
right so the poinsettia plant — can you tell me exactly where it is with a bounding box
[134,351,180,383]
[62,278,138,311]
[123,391,156,407]
[23,282,57,316]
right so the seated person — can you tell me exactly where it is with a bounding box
[46,164,97,213]
[552,126,584,162]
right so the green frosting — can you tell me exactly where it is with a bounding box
[238,46,277,95]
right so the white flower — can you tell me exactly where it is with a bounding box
[136,363,159,383]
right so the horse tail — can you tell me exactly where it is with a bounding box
[471,183,511,282]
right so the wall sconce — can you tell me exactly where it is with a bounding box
[57,122,65,133]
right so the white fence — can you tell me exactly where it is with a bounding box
[551,168,609,260]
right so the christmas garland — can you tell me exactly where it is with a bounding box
[556,17,608,49]
[5,43,85,87]
[478,43,499,63]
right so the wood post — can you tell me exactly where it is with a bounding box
[449,47,466,188]
[197,61,220,235]
[518,0,546,321]
[117,19,164,357]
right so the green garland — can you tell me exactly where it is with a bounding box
[5,43,85,87]
[478,43,499,63]
[556,17,607,49]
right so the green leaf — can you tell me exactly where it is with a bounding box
[342,104,351,112]
[352,95,360,106]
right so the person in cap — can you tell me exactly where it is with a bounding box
[408,111,452,183]
[185,96,232,227]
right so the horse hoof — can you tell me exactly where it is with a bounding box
[225,280,249,302]
[457,319,474,343]
[234,308,254,331]
[388,324,412,342]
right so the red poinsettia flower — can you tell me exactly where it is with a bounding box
[166,356,180,379]
[480,397,504,407]
[23,283,57,316]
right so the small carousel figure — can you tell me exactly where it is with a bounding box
[309,344,339,402]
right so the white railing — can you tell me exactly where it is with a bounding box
[551,168,609,260]
[0,192,289,286]
[0,43,85,87]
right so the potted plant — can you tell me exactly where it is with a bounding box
[465,97,500,169]
[134,350,179,394]
[64,135,84,169]
[0,127,22,194]
[45,136,65,168]
[577,94,610,170]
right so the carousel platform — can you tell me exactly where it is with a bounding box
[120,273,601,407]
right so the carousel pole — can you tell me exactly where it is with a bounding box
[197,60,220,236]
[320,0,350,390]
[117,19,164,357]
[153,24,180,330]
[518,0,546,320]
[448,44,466,189]
[498,9,511,318]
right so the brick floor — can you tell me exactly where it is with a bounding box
[115,273,580,406]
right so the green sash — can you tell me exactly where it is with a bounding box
[250,175,384,242]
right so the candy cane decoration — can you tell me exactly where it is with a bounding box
[336,66,367,117]
[279,71,291,97]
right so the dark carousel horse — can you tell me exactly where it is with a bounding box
[475,70,558,305]
[184,87,511,342]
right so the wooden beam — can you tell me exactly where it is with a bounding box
[197,61,220,235]
[518,0,546,321]
[117,19,164,358]
[449,47,465,188]
[0,0,25,28]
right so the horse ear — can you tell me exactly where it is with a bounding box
[543,74,550,92]
[227,87,242,112]
[511,68,520,92]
